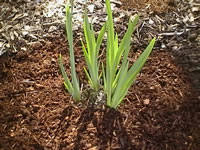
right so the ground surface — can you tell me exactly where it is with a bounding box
[0,0,200,150]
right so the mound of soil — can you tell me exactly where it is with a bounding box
[0,35,199,149]
[1,0,200,149]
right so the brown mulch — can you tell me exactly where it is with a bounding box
[0,34,199,150]
[120,0,176,12]
[1,0,200,149]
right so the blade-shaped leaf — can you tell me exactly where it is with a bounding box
[113,16,139,72]
[64,3,81,101]
[110,38,156,108]
[96,24,106,57]
[58,54,73,95]
[84,67,94,87]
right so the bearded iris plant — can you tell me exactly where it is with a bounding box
[59,0,156,109]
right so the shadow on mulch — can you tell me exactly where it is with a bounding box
[72,106,133,150]
[169,40,200,150]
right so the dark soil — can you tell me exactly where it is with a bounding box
[1,0,200,150]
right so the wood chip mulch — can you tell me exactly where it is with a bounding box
[0,0,200,149]
[0,35,199,149]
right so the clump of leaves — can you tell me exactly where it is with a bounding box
[81,10,106,92]
[103,0,155,109]
[59,0,156,109]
